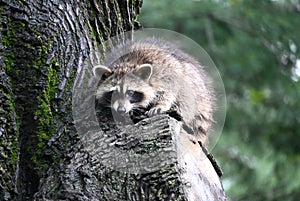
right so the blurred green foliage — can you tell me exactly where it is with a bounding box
[139,0,300,200]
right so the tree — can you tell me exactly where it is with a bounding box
[1,0,226,200]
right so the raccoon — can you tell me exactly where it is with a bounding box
[94,38,215,146]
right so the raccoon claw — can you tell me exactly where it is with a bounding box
[146,108,164,117]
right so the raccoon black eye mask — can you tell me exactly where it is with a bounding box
[126,90,144,104]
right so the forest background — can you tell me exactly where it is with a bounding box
[140,0,300,200]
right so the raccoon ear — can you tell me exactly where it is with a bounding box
[134,64,153,81]
[93,65,112,77]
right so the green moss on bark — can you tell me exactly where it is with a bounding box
[0,9,21,200]
[32,59,59,175]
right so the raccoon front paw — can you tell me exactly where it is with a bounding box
[146,108,165,117]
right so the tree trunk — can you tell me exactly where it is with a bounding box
[0,0,226,200]
[0,0,141,200]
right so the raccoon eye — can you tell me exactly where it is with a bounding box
[126,90,135,97]
[126,90,144,103]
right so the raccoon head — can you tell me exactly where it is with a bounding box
[111,64,157,115]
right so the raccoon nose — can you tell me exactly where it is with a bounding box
[117,105,126,114]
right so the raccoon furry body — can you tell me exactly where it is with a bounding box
[94,38,215,146]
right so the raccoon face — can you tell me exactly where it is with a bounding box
[111,64,156,114]
[111,84,144,114]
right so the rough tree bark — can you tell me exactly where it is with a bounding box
[0,0,141,200]
[0,0,226,200]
